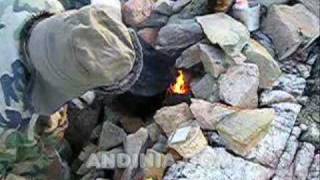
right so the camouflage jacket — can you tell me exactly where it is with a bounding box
[0,0,64,177]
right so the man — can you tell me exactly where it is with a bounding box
[0,0,145,178]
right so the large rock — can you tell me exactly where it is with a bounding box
[168,0,208,23]
[262,4,320,60]
[98,121,127,150]
[219,63,260,108]
[122,128,151,180]
[175,43,202,69]
[196,13,250,59]
[243,39,281,88]
[246,103,302,168]
[297,0,320,17]
[190,99,236,130]
[256,0,289,7]
[168,123,208,158]
[122,0,155,27]
[216,108,275,156]
[164,147,274,180]
[190,74,219,102]
[154,103,194,136]
[155,19,203,57]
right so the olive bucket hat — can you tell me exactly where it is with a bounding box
[22,2,143,115]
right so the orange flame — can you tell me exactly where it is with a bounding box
[169,70,191,95]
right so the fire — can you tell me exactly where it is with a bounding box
[169,70,191,95]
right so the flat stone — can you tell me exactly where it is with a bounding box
[168,0,208,23]
[216,108,275,156]
[122,128,151,180]
[297,0,320,17]
[122,0,155,27]
[190,74,219,103]
[190,99,237,130]
[155,19,203,57]
[307,154,320,180]
[274,74,307,96]
[196,13,250,58]
[292,142,315,180]
[260,90,296,106]
[146,123,161,143]
[261,4,320,60]
[98,121,127,150]
[154,103,194,136]
[168,123,208,159]
[198,43,229,77]
[175,43,202,69]
[164,147,274,180]
[243,39,281,88]
[219,63,260,108]
[246,102,302,168]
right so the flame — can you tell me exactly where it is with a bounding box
[169,70,191,95]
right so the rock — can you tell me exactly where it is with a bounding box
[122,0,155,27]
[5,174,27,180]
[175,43,202,69]
[261,4,320,60]
[292,143,315,180]
[168,123,208,158]
[196,13,250,58]
[273,127,300,179]
[78,143,98,162]
[122,128,151,180]
[256,0,289,7]
[164,147,274,180]
[172,0,191,13]
[307,154,320,180]
[300,122,320,149]
[142,149,173,180]
[119,115,145,134]
[216,108,275,156]
[190,74,219,103]
[251,31,276,58]
[98,121,127,150]
[206,131,228,147]
[168,0,208,22]
[138,28,160,46]
[297,0,320,17]
[152,135,168,153]
[190,99,236,130]
[146,123,161,143]
[243,39,281,88]
[154,103,194,136]
[219,63,260,108]
[198,44,229,77]
[246,102,302,168]
[154,0,174,16]
[274,74,307,96]
[155,19,203,57]
[260,90,296,106]
[138,12,169,28]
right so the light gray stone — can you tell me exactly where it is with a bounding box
[122,0,155,27]
[307,154,320,180]
[262,4,320,60]
[260,90,296,106]
[274,74,307,96]
[155,19,203,57]
[243,39,281,88]
[216,108,275,156]
[190,74,219,103]
[154,103,194,136]
[98,121,127,150]
[246,102,302,168]
[196,13,250,59]
[164,147,274,180]
[175,43,202,69]
[298,0,320,17]
[219,63,260,108]
[293,143,315,180]
[190,99,237,130]
[257,0,289,7]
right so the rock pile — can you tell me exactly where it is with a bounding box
[64,0,319,179]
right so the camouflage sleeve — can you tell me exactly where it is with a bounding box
[0,0,64,177]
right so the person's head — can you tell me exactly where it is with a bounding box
[22,2,143,115]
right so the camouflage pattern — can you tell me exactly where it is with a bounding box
[0,0,64,178]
